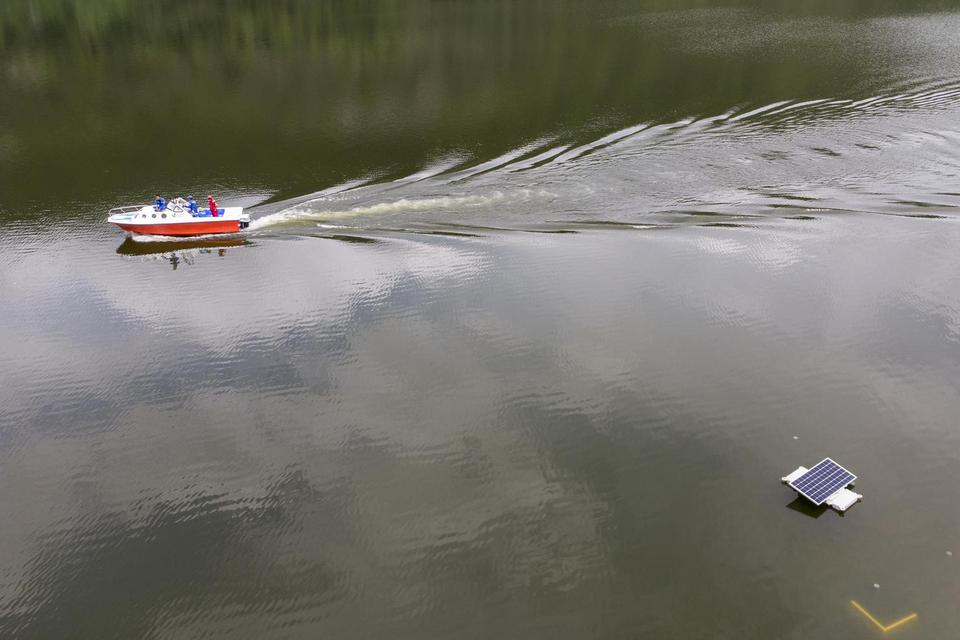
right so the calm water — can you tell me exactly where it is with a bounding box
[2,1,960,638]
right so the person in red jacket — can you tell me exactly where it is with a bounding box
[207,194,219,217]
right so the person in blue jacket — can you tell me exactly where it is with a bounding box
[154,195,166,211]
[187,195,199,214]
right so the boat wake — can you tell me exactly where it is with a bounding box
[247,190,556,231]
[244,77,960,235]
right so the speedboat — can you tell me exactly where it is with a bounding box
[107,198,250,236]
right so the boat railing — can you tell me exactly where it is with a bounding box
[108,205,147,215]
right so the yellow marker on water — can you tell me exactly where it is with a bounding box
[851,600,918,633]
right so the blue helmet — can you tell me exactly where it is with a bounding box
[188,195,195,200]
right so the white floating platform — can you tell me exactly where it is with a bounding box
[824,487,862,511]
[782,462,863,512]
[782,465,809,484]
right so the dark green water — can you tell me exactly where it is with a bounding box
[2,1,960,638]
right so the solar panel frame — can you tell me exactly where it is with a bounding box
[788,458,857,506]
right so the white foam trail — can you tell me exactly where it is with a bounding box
[248,193,508,230]
[243,177,379,225]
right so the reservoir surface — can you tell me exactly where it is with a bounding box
[1,1,959,638]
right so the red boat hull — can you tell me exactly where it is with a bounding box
[114,220,241,236]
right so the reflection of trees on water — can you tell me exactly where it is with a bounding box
[2,0,954,214]
[0,0,950,50]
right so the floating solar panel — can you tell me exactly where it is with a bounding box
[788,458,856,506]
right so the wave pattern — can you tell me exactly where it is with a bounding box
[242,78,960,236]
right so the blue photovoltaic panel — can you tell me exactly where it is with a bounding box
[789,458,856,506]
